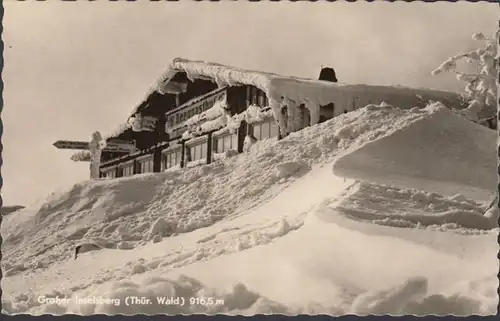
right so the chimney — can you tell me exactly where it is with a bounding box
[319,67,338,83]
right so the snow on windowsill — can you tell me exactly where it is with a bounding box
[186,159,207,168]
[163,165,181,172]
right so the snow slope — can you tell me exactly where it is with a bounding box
[2,102,498,316]
[333,105,496,201]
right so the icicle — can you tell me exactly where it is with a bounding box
[304,101,320,126]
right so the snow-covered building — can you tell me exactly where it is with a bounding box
[56,58,468,179]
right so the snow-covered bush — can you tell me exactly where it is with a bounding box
[431,31,498,123]
[70,151,92,162]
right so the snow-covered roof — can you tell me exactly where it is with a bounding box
[105,57,466,140]
[156,58,346,106]
[154,58,466,111]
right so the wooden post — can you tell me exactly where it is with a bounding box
[237,120,247,153]
[133,159,139,175]
[153,148,162,172]
[206,132,213,164]
[89,131,103,179]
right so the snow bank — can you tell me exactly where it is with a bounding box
[349,275,496,316]
[4,274,291,316]
[334,102,496,201]
[5,271,494,316]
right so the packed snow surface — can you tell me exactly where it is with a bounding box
[2,102,497,316]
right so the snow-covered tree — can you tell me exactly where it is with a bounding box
[431,31,498,123]
[70,150,92,162]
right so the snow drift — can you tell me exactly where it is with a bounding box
[334,104,496,201]
[1,102,432,275]
[2,102,497,316]
[328,181,496,231]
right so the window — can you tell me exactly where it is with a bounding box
[176,114,180,124]
[121,162,134,177]
[253,120,278,140]
[223,135,231,152]
[231,134,238,151]
[215,136,224,153]
[175,149,181,165]
[300,105,311,128]
[187,142,207,162]
[214,133,238,154]
[162,148,181,170]
[201,143,207,159]
[261,121,270,138]
[257,90,266,107]
[246,86,252,105]
[253,124,262,140]
[139,157,154,173]
[185,147,192,162]
[190,146,196,162]
[319,103,335,123]
[101,168,116,178]
[251,89,258,105]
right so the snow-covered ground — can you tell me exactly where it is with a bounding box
[2,102,498,316]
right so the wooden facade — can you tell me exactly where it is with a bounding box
[98,80,290,179]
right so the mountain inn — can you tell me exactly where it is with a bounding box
[54,58,468,179]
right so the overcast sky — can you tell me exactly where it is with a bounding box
[2,1,498,206]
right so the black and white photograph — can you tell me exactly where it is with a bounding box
[1,0,499,316]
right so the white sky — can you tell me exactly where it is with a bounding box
[2,1,498,206]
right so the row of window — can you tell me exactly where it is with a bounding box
[101,163,133,178]
[101,119,280,178]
